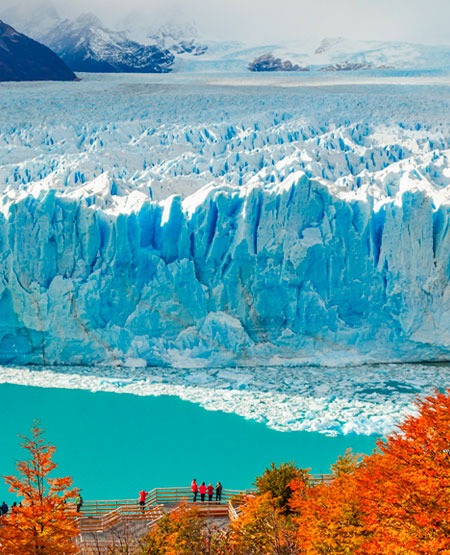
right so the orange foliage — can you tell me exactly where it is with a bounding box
[0,423,79,555]
[291,390,450,555]
[291,472,365,555]
[144,502,230,555]
[357,389,450,554]
[230,492,297,554]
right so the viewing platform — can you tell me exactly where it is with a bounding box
[76,486,251,553]
[76,478,331,553]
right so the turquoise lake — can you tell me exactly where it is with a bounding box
[0,383,377,503]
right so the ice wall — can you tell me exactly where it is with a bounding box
[1,170,450,368]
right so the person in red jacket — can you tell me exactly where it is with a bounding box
[191,479,198,502]
[199,481,207,502]
[139,489,148,513]
[207,483,214,502]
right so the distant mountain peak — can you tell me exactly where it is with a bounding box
[0,19,28,47]
[0,19,76,81]
[315,36,345,54]
[72,12,104,29]
[37,13,175,73]
[0,19,18,37]
[118,14,207,56]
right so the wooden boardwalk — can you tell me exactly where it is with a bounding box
[76,487,250,553]
[76,479,331,554]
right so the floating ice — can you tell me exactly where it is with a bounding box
[0,362,449,436]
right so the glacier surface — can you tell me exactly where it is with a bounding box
[2,73,450,370]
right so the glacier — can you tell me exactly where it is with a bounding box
[2,73,450,371]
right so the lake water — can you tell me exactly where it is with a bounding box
[0,383,377,503]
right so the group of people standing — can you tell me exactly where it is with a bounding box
[137,480,223,510]
[190,479,223,503]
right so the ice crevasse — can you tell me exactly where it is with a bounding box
[1,168,450,368]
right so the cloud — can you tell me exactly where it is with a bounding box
[4,0,450,45]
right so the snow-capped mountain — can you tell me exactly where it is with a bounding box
[121,17,208,57]
[0,19,76,81]
[37,13,175,73]
[4,0,450,75]
[0,2,206,73]
[242,36,450,72]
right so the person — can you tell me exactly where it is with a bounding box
[1,501,8,517]
[191,479,198,502]
[139,489,148,512]
[199,481,207,502]
[215,481,223,503]
[75,493,83,513]
[207,483,214,502]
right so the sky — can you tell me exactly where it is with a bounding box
[4,0,450,45]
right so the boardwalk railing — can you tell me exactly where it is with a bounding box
[80,477,331,518]
[77,504,166,533]
[80,487,254,518]
[227,500,240,522]
[76,487,250,553]
[76,480,332,553]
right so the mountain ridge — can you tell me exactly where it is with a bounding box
[38,13,175,73]
[0,19,76,82]
[1,4,208,74]
[3,2,450,74]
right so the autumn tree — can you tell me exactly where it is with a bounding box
[0,422,79,555]
[357,389,450,554]
[141,502,230,555]
[330,448,362,477]
[229,492,297,555]
[254,462,310,514]
[291,449,366,555]
[291,390,450,555]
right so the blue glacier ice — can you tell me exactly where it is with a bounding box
[1,171,449,367]
[2,73,450,369]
